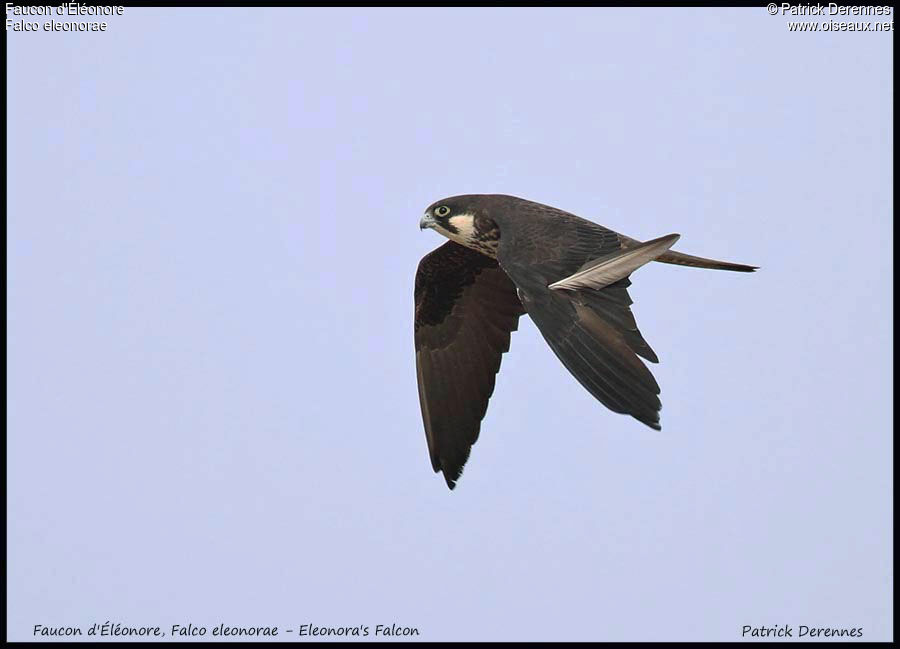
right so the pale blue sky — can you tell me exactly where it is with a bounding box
[8,7,892,642]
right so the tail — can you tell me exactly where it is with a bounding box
[655,249,758,273]
[617,234,757,273]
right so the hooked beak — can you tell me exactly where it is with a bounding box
[419,213,436,231]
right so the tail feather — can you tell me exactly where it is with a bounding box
[617,234,757,273]
[656,250,758,273]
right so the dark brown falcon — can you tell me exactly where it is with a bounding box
[414,194,756,489]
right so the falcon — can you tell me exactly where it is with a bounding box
[414,194,756,489]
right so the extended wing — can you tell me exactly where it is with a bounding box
[414,241,524,489]
[493,209,663,430]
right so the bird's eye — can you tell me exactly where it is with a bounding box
[434,206,451,217]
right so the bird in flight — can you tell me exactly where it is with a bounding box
[414,194,756,489]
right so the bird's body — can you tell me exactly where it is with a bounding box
[415,194,756,489]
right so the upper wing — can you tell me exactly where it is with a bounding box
[414,241,524,489]
[493,206,663,430]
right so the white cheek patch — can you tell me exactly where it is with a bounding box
[447,214,476,244]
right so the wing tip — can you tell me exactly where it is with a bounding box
[633,413,662,431]
[638,347,660,364]
[442,467,461,490]
[437,454,467,490]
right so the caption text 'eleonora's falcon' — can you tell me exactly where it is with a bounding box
[414,194,757,489]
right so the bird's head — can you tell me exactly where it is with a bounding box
[420,195,498,253]
[420,196,475,240]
